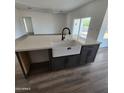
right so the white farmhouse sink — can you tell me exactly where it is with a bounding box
[52,40,82,57]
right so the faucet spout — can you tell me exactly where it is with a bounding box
[61,27,71,40]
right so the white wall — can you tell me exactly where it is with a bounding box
[17,9,67,34]
[67,0,108,40]
[16,0,107,38]
[15,9,27,39]
[97,9,108,47]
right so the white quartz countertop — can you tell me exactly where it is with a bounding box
[15,35,100,52]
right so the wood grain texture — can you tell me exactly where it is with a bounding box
[16,52,31,77]
[15,48,108,93]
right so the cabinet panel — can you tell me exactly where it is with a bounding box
[86,45,99,63]
[51,54,80,70]
[80,44,100,64]
[80,47,87,65]
[66,54,80,68]
[16,52,31,77]
[51,57,66,70]
[28,50,49,63]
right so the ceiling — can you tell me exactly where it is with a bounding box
[15,0,96,13]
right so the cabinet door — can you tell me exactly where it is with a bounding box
[16,52,31,78]
[66,54,80,68]
[52,57,66,70]
[80,47,88,65]
[80,44,100,64]
[86,45,99,63]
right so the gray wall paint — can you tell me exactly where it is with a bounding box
[16,9,67,35]
[67,0,108,40]
[15,9,27,39]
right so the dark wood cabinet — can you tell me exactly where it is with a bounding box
[51,44,100,70]
[66,54,80,68]
[16,44,100,78]
[80,44,100,64]
[51,54,80,70]
[51,56,66,70]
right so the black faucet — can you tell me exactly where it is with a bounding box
[61,27,71,40]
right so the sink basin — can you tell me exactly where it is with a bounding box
[52,40,82,57]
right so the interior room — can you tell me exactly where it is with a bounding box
[15,0,108,93]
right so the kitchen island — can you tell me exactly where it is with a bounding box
[16,35,100,78]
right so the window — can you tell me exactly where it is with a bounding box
[22,17,33,33]
[103,31,108,39]
[23,18,28,33]
[72,17,91,39]
[72,19,80,38]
